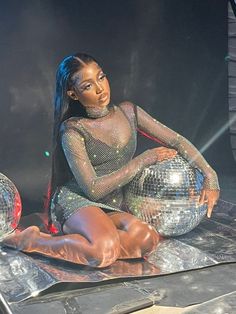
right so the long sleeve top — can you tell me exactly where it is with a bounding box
[60,102,219,204]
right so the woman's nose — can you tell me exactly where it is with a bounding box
[96,82,103,94]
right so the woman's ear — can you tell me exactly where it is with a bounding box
[67,90,79,100]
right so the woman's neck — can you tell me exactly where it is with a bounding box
[86,105,111,119]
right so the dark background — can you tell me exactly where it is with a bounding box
[0,0,234,215]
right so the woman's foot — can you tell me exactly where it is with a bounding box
[2,226,40,252]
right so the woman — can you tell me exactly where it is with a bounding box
[3,53,219,268]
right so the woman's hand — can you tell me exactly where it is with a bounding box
[199,189,220,218]
[151,147,177,162]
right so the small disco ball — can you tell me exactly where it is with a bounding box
[0,173,22,240]
[124,155,207,237]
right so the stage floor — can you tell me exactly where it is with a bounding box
[0,172,236,314]
[8,264,236,314]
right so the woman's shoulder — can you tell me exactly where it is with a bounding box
[60,117,84,134]
[117,100,137,118]
[117,100,135,109]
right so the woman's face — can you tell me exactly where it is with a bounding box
[67,61,110,109]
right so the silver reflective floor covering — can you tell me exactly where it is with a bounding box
[0,199,236,308]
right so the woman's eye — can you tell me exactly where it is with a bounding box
[99,73,106,81]
[84,84,92,91]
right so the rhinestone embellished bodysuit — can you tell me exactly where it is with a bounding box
[50,102,219,230]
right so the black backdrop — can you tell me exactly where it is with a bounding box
[0,0,233,215]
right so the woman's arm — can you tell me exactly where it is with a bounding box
[135,104,220,217]
[61,123,159,201]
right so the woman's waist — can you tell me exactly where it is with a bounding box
[92,157,133,175]
[51,178,124,207]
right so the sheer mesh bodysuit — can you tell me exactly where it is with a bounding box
[50,102,219,231]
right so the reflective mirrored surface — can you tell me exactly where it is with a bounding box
[0,199,236,304]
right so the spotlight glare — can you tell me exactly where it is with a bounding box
[200,113,236,154]
[169,172,181,184]
[31,290,40,297]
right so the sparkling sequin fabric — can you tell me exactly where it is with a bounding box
[50,102,219,230]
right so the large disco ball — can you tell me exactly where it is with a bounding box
[124,155,207,236]
[0,173,22,240]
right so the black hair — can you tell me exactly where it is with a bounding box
[46,53,98,226]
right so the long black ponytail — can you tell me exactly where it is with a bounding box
[46,53,97,226]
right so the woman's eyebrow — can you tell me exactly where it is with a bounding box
[75,69,103,87]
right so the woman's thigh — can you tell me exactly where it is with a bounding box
[63,206,120,244]
[107,211,151,232]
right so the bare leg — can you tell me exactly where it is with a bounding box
[3,209,159,267]
[3,206,121,268]
[108,212,159,259]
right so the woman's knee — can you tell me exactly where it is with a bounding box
[123,216,159,256]
[138,222,159,256]
[62,206,121,267]
[110,212,159,256]
[90,234,121,267]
